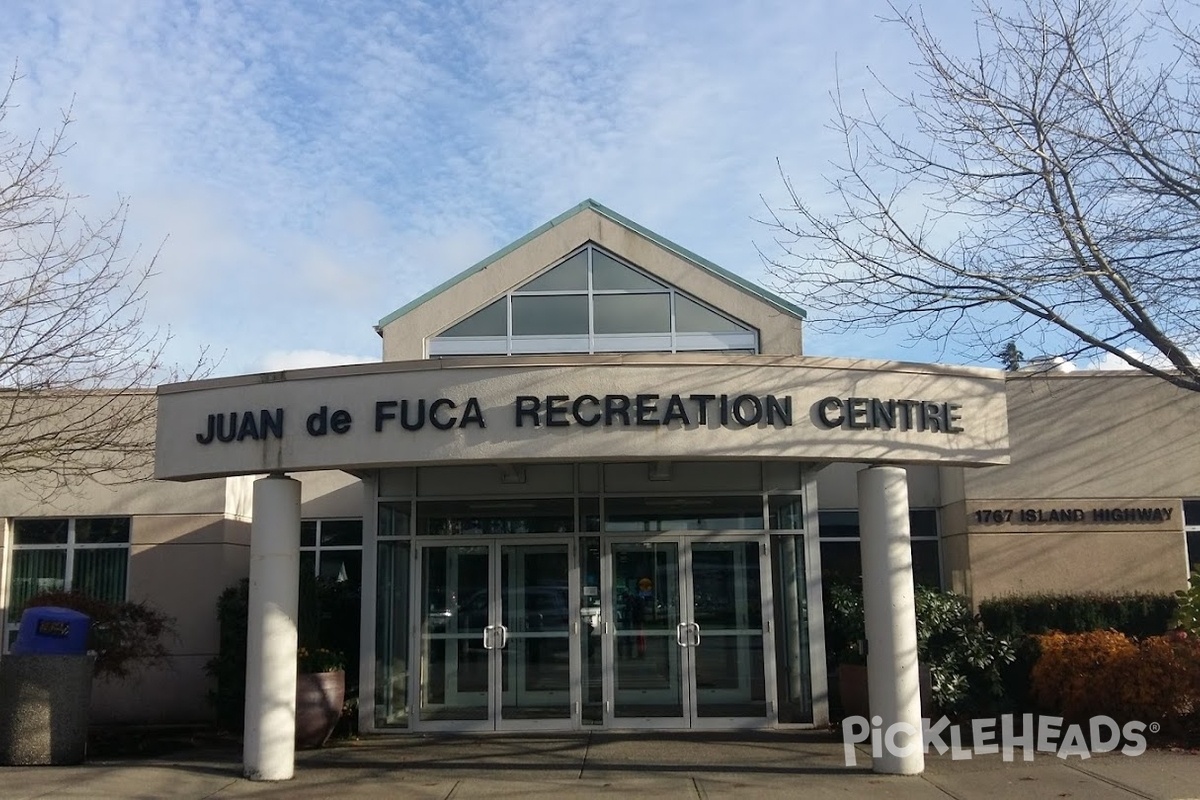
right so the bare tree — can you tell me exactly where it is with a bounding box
[0,70,206,491]
[761,0,1200,391]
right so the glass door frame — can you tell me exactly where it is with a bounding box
[599,532,778,730]
[408,536,580,733]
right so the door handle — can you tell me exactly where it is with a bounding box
[689,622,701,647]
[676,622,687,647]
[482,625,494,650]
[497,624,509,649]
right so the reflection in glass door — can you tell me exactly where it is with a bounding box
[414,540,575,730]
[608,541,685,722]
[416,544,490,724]
[688,541,768,721]
[500,544,572,721]
[603,537,772,727]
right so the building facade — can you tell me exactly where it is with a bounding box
[0,201,1195,739]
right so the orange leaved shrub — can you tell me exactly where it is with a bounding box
[1031,630,1200,727]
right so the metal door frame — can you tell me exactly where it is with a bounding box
[601,535,690,729]
[599,532,777,730]
[684,532,777,730]
[408,537,578,733]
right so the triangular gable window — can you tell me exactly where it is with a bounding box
[428,244,757,356]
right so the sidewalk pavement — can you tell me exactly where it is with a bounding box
[1,731,1197,799]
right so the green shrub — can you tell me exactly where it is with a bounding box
[1174,571,1200,636]
[205,573,360,731]
[204,580,249,730]
[822,579,1015,716]
[824,579,866,667]
[914,588,1015,715]
[979,592,1178,638]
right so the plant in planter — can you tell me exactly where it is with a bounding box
[824,579,870,718]
[295,647,346,750]
[822,579,1013,719]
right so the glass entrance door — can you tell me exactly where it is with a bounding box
[414,539,576,731]
[687,540,770,724]
[603,536,773,728]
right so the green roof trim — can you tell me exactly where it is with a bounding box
[375,198,806,333]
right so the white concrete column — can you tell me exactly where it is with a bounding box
[858,466,924,775]
[243,474,301,781]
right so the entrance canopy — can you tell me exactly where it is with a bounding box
[155,354,1009,481]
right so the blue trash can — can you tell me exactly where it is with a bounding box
[1,607,94,765]
[11,607,90,655]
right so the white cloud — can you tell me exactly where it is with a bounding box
[0,0,982,376]
[1080,348,1184,371]
[259,350,379,372]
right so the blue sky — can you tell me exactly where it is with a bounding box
[1,0,996,376]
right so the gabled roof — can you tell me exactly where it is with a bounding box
[375,198,806,334]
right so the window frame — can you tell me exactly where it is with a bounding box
[3,516,132,648]
[816,508,943,589]
[1183,500,1200,574]
[300,518,364,582]
[428,244,759,356]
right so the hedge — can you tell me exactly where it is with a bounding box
[979,592,1178,639]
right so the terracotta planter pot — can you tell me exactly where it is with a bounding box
[295,670,345,750]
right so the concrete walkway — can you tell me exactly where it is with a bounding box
[1,732,1197,799]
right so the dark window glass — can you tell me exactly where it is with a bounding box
[511,295,589,335]
[819,539,941,588]
[1185,501,1200,527]
[416,499,574,535]
[13,519,68,545]
[379,502,411,537]
[579,497,601,533]
[910,510,939,537]
[7,550,67,620]
[819,510,938,538]
[320,519,363,547]
[319,550,363,585]
[591,250,663,291]
[819,541,862,583]
[520,251,588,291]
[675,295,748,333]
[1188,531,1200,572]
[593,294,670,334]
[74,518,130,545]
[818,511,859,539]
[439,298,507,337]
[769,496,804,530]
[300,551,316,577]
[605,496,764,531]
[911,540,942,588]
[301,521,318,548]
[74,548,128,601]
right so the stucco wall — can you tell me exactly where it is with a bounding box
[379,207,805,360]
[955,372,1198,601]
[0,474,228,518]
[90,514,250,723]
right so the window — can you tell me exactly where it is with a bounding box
[415,499,574,536]
[5,517,131,646]
[1184,501,1200,573]
[604,496,765,531]
[300,519,363,585]
[428,244,758,356]
[299,518,364,699]
[817,509,941,588]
